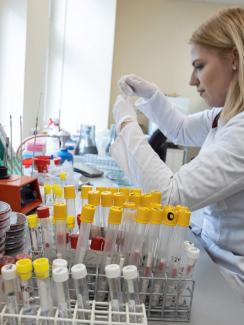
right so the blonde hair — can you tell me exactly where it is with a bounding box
[190,7,244,123]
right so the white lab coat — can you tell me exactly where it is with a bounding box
[111,90,244,293]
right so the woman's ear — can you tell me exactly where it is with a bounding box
[232,48,239,70]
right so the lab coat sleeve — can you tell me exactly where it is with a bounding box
[135,90,221,147]
[111,113,244,211]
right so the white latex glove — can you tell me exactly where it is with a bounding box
[118,74,157,99]
[113,95,137,132]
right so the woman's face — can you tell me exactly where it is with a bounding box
[189,43,236,107]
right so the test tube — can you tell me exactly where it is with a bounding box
[151,205,178,307]
[100,191,113,237]
[64,185,76,220]
[53,184,63,203]
[52,258,68,270]
[105,264,123,322]
[80,185,92,208]
[88,190,101,238]
[167,206,191,278]
[16,259,35,324]
[66,215,75,263]
[71,264,90,319]
[182,246,200,279]
[123,265,141,323]
[59,171,67,190]
[37,206,53,259]
[44,184,53,209]
[53,203,67,258]
[141,207,163,302]
[33,258,53,322]
[52,266,70,322]
[75,204,95,264]
[1,264,18,325]
[27,214,41,258]
[129,207,150,267]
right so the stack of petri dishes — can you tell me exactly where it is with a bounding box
[5,212,27,255]
[0,201,11,257]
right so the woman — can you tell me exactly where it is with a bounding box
[111,7,244,296]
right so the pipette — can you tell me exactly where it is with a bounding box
[52,266,70,322]
[37,206,53,259]
[27,214,41,258]
[33,258,53,323]
[75,204,95,264]
[123,265,141,323]
[1,264,19,325]
[140,207,163,302]
[71,264,90,319]
[100,191,113,237]
[105,264,123,322]
[53,203,67,258]
[88,190,101,237]
[16,259,35,324]
[129,207,150,267]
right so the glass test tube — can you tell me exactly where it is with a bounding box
[44,184,53,208]
[75,204,95,264]
[88,190,101,238]
[81,185,92,208]
[71,264,90,320]
[100,191,113,237]
[27,214,41,258]
[53,184,64,203]
[33,258,53,323]
[123,265,141,323]
[16,259,35,324]
[105,264,123,322]
[1,264,19,325]
[37,206,53,259]
[64,185,76,219]
[52,267,70,322]
[53,203,67,258]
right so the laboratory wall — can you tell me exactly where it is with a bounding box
[109,0,233,127]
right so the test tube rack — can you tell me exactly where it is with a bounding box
[0,300,147,325]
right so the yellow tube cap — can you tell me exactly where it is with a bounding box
[66,215,75,230]
[44,184,52,195]
[88,190,100,206]
[81,185,93,199]
[96,186,107,193]
[27,214,38,229]
[177,207,191,227]
[141,193,153,207]
[107,187,118,194]
[16,258,32,281]
[33,258,49,279]
[101,191,113,207]
[162,205,178,226]
[108,206,122,224]
[59,171,66,181]
[130,188,142,195]
[128,192,141,207]
[53,203,67,220]
[64,185,76,199]
[136,207,150,224]
[150,203,163,209]
[80,204,95,223]
[53,184,63,198]
[113,192,126,207]
[150,207,163,224]
[118,187,129,200]
[123,201,136,209]
[151,191,162,204]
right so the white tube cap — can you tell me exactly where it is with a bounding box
[187,246,200,260]
[52,258,68,270]
[105,264,121,279]
[184,241,194,250]
[52,267,69,283]
[1,264,17,281]
[71,264,87,279]
[122,265,138,280]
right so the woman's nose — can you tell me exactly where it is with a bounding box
[189,70,199,86]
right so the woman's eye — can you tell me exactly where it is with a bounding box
[195,65,204,70]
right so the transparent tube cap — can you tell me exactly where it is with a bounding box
[122,265,138,280]
[1,264,17,280]
[52,267,69,282]
[105,264,121,278]
[71,264,87,279]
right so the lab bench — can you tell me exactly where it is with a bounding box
[150,230,244,325]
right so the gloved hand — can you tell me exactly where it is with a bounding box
[113,95,137,132]
[118,74,157,99]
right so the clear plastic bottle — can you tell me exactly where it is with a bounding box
[52,266,70,322]
[71,264,90,319]
[1,264,19,325]
[105,264,123,322]
[33,258,53,323]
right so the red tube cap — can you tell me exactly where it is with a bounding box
[37,206,50,218]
